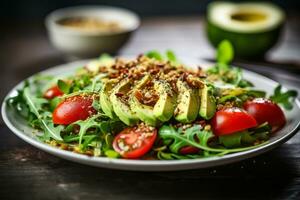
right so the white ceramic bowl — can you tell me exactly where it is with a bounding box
[45,6,140,58]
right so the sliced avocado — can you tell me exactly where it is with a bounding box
[100,79,118,118]
[207,1,285,58]
[130,75,177,126]
[199,85,216,120]
[153,80,177,122]
[174,80,200,123]
[110,79,139,126]
[130,75,159,126]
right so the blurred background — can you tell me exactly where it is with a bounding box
[1,0,300,18]
[1,0,299,110]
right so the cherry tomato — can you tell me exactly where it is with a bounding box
[211,107,257,136]
[179,146,200,155]
[113,126,157,159]
[53,95,96,125]
[44,85,63,99]
[243,98,286,132]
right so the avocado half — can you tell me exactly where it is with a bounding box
[206,1,285,58]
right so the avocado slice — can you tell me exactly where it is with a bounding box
[207,1,285,58]
[199,85,216,120]
[153,80,177,122]
[130,75,177,126]
[100,79,118,118]
[174,80,200,123]
[130,75,160,126]
[110,79,139,126]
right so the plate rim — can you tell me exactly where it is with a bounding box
[2,58,300,171]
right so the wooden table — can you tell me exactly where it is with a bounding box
[1,16,300,200]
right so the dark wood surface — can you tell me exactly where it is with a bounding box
[1,16,300,200]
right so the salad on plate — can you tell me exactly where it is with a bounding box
[7,41,297,160]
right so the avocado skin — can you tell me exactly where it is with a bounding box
[206,20,283,59]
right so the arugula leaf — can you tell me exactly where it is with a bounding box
[23,87,63,141]
[68,114,125,150]
[8,85,63,141]
[217,40,234,64]
[57,79,70,94]
[92,100,102,112]
[158,125,266,157]
[219,122,271,148]
[218,89,266,105]
[270,85,298,110]
[89,74,104,92]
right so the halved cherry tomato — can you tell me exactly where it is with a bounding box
[44,85,63,99]
[211,107,257,136]
[179,146,200,155]
[113,126,157,159]
[53,95,96,125]
[243,98,286,132]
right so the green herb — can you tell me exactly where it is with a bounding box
[270,85,298,110]
[67,114,125,150]
[146,51,164,61]
[217,40,234,64]
[157,125,267,159]
[219,123,271,148]
[57,79,70,94]
[166,50,177,63]
[207,41,252,87]
[146,50,178,64]
[8,85,63,141]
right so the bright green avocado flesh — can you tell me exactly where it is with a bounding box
[199,85,216,120]
[174,80,200,123]
[100,79,118,119]
[106,75,216,126]
[130,75,176,126]
[153,80,177,122]
[130,75,159,126]
[110,79,139,126]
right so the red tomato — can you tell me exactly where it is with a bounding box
[53,95,96,125]
[179,146,200,155]
[113,126,157,159]
[243,98,286,132]
[44,85,63,99]
[211,107,257,136]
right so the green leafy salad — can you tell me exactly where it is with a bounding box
[7,41,297,159]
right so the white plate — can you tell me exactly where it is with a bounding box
[2,57,300,171]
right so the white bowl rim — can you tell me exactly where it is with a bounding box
[45,5,141,36]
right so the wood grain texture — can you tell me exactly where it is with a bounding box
[1,16,300,200]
